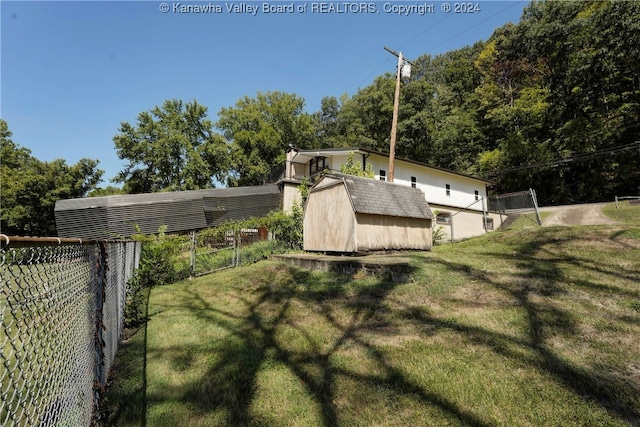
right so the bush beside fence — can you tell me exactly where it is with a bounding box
[0,237,140,426]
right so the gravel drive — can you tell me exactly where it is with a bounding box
[538,203,618,226]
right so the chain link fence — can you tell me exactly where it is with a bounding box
[435,189,542,242]
[0,236,140,426]
[487,188,542,225]
[190,228,269,277]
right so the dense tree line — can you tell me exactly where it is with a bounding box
[0,120,103,235]
[326,0,639,204]
[3,1,638,235]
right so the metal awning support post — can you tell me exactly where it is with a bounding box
[482,196,488,232]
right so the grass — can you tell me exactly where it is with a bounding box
[103,208,640,426]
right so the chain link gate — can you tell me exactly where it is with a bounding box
[487,188,542,225]
[0,237,140,426]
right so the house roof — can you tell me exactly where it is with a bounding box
[54,185,280,210]
[288,146,493,185]
[54,185,281,239]
[310,173,434,220]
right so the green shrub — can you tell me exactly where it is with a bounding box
[239,239,289,264]
[432,224,447,245]
[340,152,374,178]
[125,226,190,327]
[265,204,303,250]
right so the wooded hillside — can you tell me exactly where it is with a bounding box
[3,1,639,236]
[321,0,639,205]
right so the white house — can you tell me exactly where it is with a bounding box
[279,146,504,241]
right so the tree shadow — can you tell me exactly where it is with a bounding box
[404,230,640,425]
[141,263,495,426]
[125,228,640,426]
[100,288,149,426]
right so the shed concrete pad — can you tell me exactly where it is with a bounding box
[269,253,415,282]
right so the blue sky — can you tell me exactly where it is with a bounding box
[2,0,528,188]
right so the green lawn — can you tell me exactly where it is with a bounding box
[103,207,640,426]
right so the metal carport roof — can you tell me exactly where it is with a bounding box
[55,185,281,239]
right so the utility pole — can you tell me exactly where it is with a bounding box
[384,46,412,182]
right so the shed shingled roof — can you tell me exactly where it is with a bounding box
[310,173,434,220]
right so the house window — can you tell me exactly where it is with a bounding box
[411,176,417,188]
[436,212,451,225]
[310,156,326,176]
[379,170,386,181]
[484,218,494,230]
[475,190,479,201]
[446,184,451,196]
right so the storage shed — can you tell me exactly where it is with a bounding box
[55,185,281,239]
[303,173,434,253]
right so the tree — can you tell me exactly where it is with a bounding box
[312,96,341,147]
[88,186,125,197]
[113,99,229,193]
[1,120,104,236]
[473,1,640,202]
[333,75,396,151]
[216,91,318,186]
[340,152,374,178]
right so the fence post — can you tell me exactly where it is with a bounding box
[190,231,197,275]
[481,196,488,232]
[530,188,542,225]
[236,229,241,267]
[229,230,237,268]
[615,195,619,209]
[93,241,108,420]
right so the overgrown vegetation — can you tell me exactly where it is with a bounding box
[125,226,190,326]
[122,200,306,327]
[339,152,374,178]
[104,207,640,426]
[194,240,290,275]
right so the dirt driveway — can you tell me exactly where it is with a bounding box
[538,203,618,226]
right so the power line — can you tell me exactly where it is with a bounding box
[356,1,524,92]
[489,141,640,176]
[412,1,523,55]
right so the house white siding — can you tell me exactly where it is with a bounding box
[366,153,486,212]
[281,181,302,213]
[430,204,505,241]
[285,147,495,241]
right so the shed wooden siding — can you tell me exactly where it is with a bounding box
[303,181,357,252]
[355,213,431,251]
[303,174,433,253]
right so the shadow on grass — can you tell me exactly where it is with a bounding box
[139,264,494,426]
[411,228,640,425]
[100,288,149,426]
[105,226,640,426]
